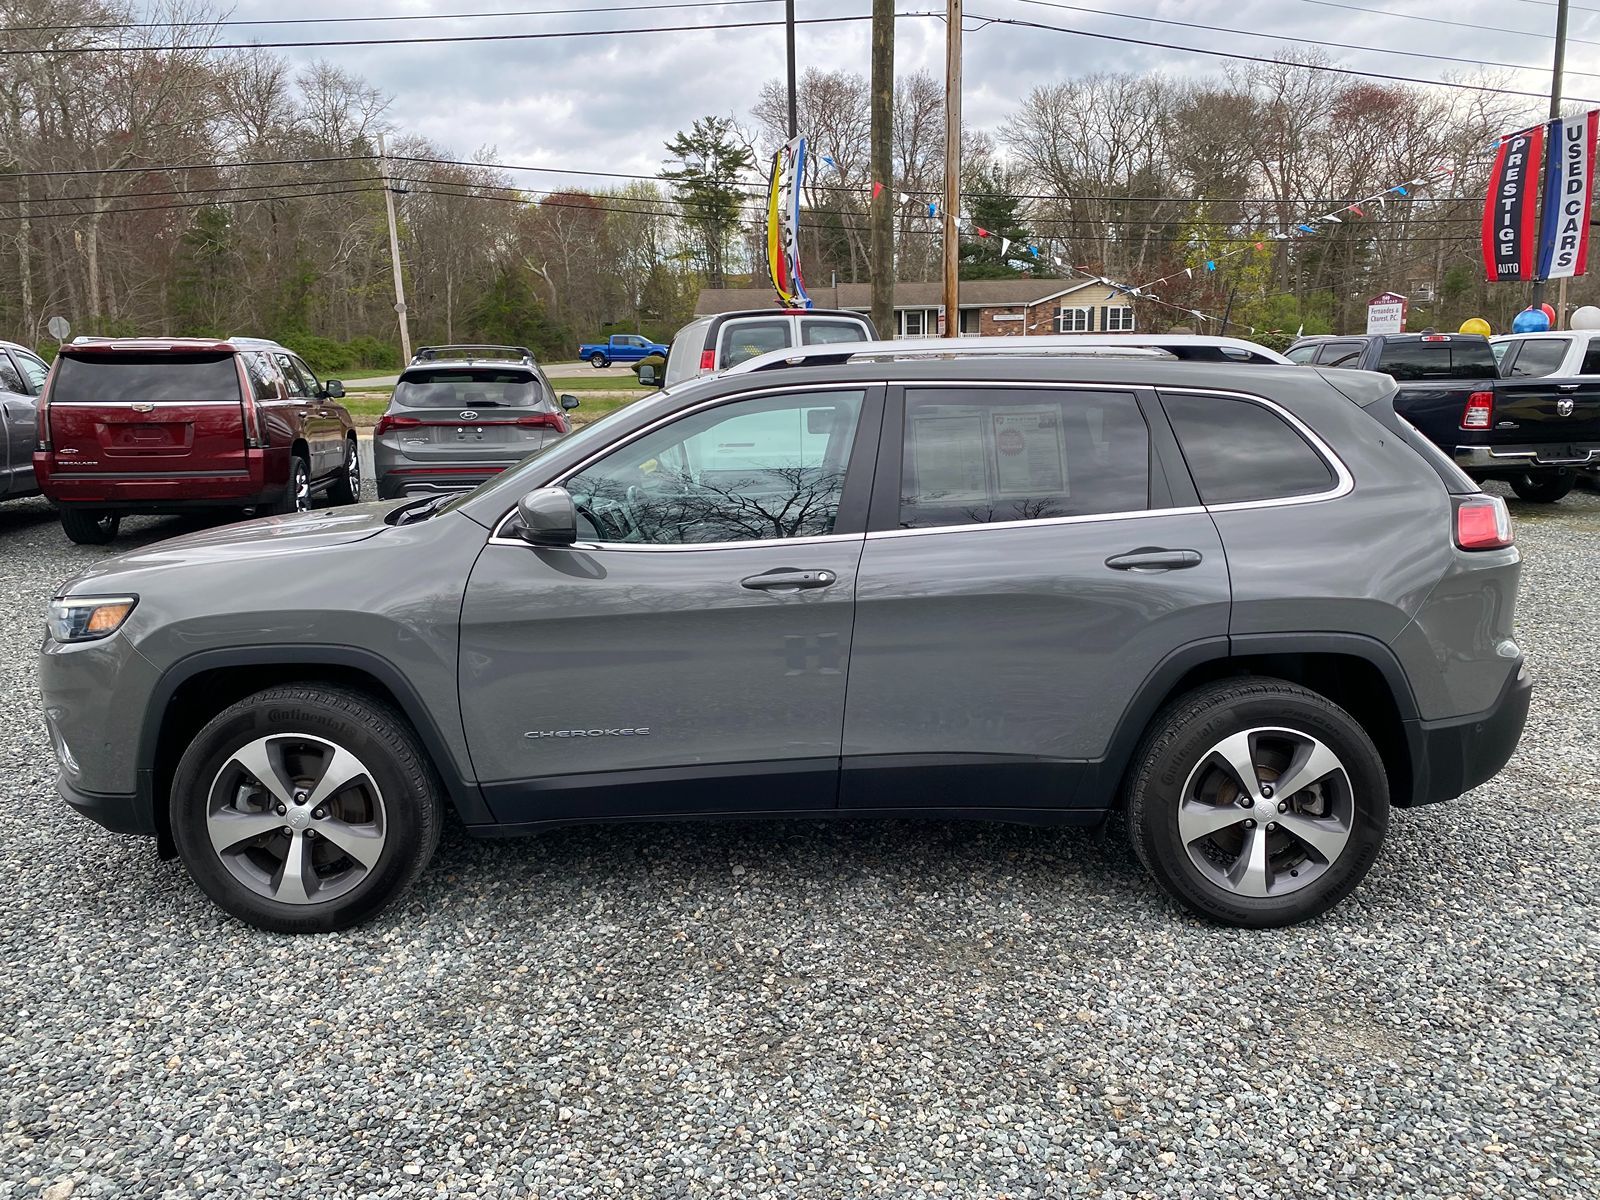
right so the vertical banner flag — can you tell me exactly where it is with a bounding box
[766,137,813,309]
[1481,126,1544,282]
[1537,110,1599,280]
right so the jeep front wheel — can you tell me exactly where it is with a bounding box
[1126,678,1389,928]
[169,685,443,933]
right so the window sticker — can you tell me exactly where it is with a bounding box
[991,407,1068,497]
[910,412,988,502]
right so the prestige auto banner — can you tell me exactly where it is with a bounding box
[1537,110,1600,280]
[1482,125,1544,282]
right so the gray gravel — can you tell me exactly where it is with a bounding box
[1,483,1597,1199]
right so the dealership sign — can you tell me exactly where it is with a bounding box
[1481,127,1545,282]
[1366,292,1408,334]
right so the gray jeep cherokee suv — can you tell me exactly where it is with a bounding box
[40,351,1531,933]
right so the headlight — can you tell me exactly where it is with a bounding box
[48,595,137,642]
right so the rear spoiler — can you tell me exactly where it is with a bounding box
[412,344,535,364]
[1318,367,1479,495]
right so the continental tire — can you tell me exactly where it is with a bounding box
[1126,677,1389,928]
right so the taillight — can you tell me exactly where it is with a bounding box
[700,349,715,371]
[1454,495,1514,550]
[514,413,565,432]
[36,387,51,451]
[1461,390,1494,429]
[373,414,422,437]
[236,358,264,447]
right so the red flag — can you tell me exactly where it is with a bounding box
[872,181,883,200]
[976,227,990,237]
[1482,126,1544,282]
[1349,204,1364,217]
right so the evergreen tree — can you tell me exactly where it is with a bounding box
[661,116,754,289]
[959,165,1032,280]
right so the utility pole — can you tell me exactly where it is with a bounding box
[785,0,798,138]
[378,133,412,363]
[1532,0,1568,314]
[869,0,895,338]
[942,0,961,337]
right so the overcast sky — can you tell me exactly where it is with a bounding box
[219,0,1600,188]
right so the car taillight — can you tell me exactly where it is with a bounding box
[1461,391,1494,429]
[1454,495,1514,550]
[36,388,51,451]
[700,349,715,371]
[236,358,265,447]
[373,414,422,437]
[515,413,565,431]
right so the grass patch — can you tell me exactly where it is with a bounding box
[548,375,650,392]
[340,391,647,428]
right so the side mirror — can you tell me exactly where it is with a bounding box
[559,393,581,410]
[515,486,577,546]
[323,380,345,399]
[637,364,659,387]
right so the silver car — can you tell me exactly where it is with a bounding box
[374,345,579,499]
[0,339,49,501]
[41,346,1529,933]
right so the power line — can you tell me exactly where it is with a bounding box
[0,174,381,207]
[0,154,367,180]
[0,11,906,55]
[967,11,1600,106]
[0,185,384,223]
[1009,0,1600,82]
[1282,0,1600,48]
[0,0,779,34]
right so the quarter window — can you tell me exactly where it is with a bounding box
[1056,306,1092,333]
[898,388,1150,528]
[1162,392,1335,505]
[564,389,865,544]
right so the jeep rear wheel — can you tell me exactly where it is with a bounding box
[1126,678,1389,928]
[59,508,120,545]
[170,685,443,933]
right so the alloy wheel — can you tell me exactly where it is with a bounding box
[293,463,310,511]
[1177,727,1354,898]
[205,733,387,906]
[346,444,361,498]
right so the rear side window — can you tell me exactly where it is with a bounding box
[51,353,241,404]
[719,319,791,368]
[245,353,280,401]
[899,388,1149,528]
[801,319,869,346]
[394,369,541,408]
[0,355,23,393]
[1163,393,1335,505]
[1376,339,1498,381]
[1505,338,1568,378]
[1285,344,1318,364]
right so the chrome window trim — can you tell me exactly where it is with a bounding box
[486,381,873,548]
[868,505,1208,540]
[486,531,864,551]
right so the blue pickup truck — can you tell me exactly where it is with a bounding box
[577,333,670,368]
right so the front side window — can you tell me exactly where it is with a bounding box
[1505,337,1568,378]
[899,388,1150,529]
[1163,392,1335,505]
[274,353,310,397]
[718,320,791,368]
[14,351,49,394]
[1056,307,1092,333]
[1102,306,1135,332]
[1317,341,1365,368]
[564,389,865,544]
[292,356,322,395]
[1284,344,1319,364]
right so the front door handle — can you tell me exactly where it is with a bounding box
[741,568,837,591]
[1558,383,1580,391]
[1104,547,1203,572]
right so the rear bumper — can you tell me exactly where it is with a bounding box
[1455,444,1600,476]
[377,464,510,499]
[1404,659,1532,806]
[35,447,284,508]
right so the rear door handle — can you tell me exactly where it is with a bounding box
[1104,548,1203,572]
[741,568,837,591]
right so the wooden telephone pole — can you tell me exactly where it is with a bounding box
[378,134,412,363]
[942,0,961,337]
[869,0,895,338]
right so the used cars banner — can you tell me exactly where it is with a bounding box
[1537,110,1599,280]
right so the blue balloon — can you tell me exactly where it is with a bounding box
[1512,308,1551,333]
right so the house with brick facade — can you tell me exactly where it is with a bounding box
[693,279,1139,338]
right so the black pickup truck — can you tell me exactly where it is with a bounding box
[1286,331,1600,502]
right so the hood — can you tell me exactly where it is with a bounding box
[59,502,400,594]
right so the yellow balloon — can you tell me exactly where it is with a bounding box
[1459,318,1492,336]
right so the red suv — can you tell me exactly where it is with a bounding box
[35,337,360,544]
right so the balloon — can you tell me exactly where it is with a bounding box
[1511,307,1552,333]
[1539,303,1557,325]
[1571,305,1600,330]
[1459,318,1492,336]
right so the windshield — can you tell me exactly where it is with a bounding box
[52,352,240,403]
[1376,340,1499,381]
[394,368,540,408]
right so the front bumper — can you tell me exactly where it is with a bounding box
[1404,659,1532,806]
[56,773,155,836]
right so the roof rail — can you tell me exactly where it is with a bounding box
[730,336,1181,374]
[410,344,536,364]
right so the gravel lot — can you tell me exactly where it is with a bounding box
[1,483,1596,1199]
